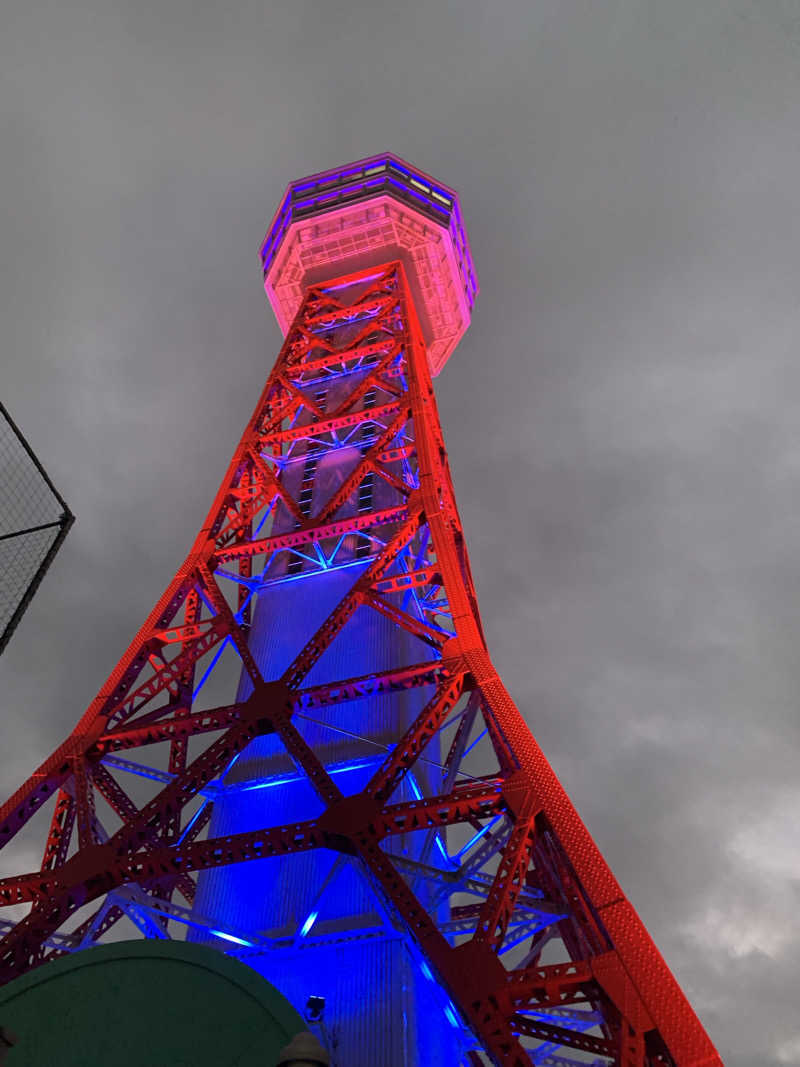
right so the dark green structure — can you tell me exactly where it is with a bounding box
[0,940,305,1066]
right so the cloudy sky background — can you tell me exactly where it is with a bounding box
[2,1,800,1062]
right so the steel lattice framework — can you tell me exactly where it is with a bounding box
[0,157,721,1067]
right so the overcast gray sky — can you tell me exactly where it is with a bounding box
[2,1,800,1062]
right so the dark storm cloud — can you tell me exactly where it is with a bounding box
[2,1,800,1061]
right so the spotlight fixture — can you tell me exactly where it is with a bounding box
[304,995,326,1023]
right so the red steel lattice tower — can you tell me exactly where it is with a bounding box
[0,154,722,1066]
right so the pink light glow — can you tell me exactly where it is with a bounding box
[262,170,476,376]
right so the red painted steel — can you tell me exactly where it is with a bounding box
[0,255,722,1066]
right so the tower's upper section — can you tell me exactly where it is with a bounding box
[260,153,478,375]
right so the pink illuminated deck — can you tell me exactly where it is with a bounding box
[260,153,478,375]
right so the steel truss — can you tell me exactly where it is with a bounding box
[0,264,720,1066]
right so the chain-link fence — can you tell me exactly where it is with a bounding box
[0,401,74,656]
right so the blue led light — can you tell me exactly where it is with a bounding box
[210,929,256,947]
[291,178,322,193]
[435,709,464,735]
[258,553,380,591]
[387,160,411,178]
[192,636,230,700]
[385,176,435,211]
[222,751,242,783]
[288,407,304,430]
[231,756,382,795]
[238,774,297,792]
[462,728,488,759]
[434,835,452,867]
[196,588,217,618]
[452,814,502,862]
[176,800,209,845]
[253,498,275,537]
[298,910,319,938]
[403,771,452,866]
[326,534,346,564]
[234,593,255,623]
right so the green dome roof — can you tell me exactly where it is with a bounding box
[0,940,305,1066]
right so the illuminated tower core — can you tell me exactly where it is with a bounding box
[192,154,478,1064]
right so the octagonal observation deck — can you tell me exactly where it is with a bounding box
[260,152,478,375]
